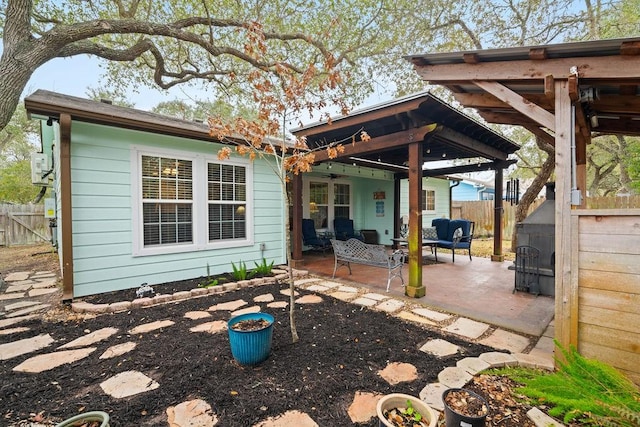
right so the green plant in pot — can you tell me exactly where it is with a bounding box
[227,312,274,366]
[376,393,437,427]
[442,388,489,427]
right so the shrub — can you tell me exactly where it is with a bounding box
[231,261,255,281]
[253,258,274,276]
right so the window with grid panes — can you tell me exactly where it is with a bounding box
[208,163,247,240]
[333,183,350,218]
[422,189,435,211]
[141,155,193,246]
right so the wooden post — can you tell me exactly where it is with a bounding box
[59,113,74,302]
[554,80,576,359]
[393,175,401,247]
[491,168,504,262]
[406,141,425,298]
[290,173,303,267]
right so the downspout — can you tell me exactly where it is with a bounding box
[449,180,460,218]
[570,106,583,206]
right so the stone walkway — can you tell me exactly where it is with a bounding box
[0,269,561,427]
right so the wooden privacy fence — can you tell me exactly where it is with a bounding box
[0,204,51,247]
[453,199,543,239]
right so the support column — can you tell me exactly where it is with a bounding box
[393,175,401,248]
[406,141,425,298]
[491,168,504,262]
[554,80,578,360]
[59,113,73,302]
[290,173,303,267]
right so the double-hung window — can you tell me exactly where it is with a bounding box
[422,189,436,211]
[133,148,252,256]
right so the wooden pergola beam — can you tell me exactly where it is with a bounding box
[434,126,509,160]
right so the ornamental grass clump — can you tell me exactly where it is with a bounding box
[512,343,640,425]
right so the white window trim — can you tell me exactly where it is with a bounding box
[422,188,436,213]
[131,146,253,257]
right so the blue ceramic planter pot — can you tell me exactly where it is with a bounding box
[55,411,110,427]
[227,312,274,365]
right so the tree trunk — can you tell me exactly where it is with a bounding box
[282,185,299,343]
[512,136,555,249]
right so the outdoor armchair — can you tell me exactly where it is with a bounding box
[302,218,332,254]
[333,217,364,241]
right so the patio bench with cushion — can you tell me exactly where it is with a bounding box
[431,218,475,262]
[330,238,405,292]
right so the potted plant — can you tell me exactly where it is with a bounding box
[55,411,110,427]
[376,393,437,427]
[227,312,274,366]
[442,388,489,427]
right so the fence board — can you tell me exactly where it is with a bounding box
[0,204,50,246]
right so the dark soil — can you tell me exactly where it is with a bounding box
[1,280,497,427]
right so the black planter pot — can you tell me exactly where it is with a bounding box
[442,388,488,427]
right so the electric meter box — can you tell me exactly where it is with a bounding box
[44,198,56,218]
[30,153,49,185]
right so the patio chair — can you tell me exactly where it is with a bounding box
[333,217,364,241]
[302,218,332,254]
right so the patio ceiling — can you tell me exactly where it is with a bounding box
[404,37,640,149]
[292,92,520,177]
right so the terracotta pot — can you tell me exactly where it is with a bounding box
[376,393,437,427]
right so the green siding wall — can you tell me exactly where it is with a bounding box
[68,121,285,297]
[399,178,451,227]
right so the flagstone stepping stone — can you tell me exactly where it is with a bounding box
[456,357,491,375]
[351,297,378,307]
[437,366,473,389]
[5,284,34,293]
[347,391,381,423]
[328,291,359,302]
[420,339,460,357]
[362,293,388,301]
[0,293,25,301]
[100,342,137,359]
[378,362,418,385]
[58,327,119,349]
[167,398,218,427]
[375,299,405,313]
[231,306,261,316]
[412,308,452,322]
[295,295,323,304]
[4,272,30,281]
[305,284,330,292]
[294,278,322,286]
[253,293,274,303]
[4,300,40,311]
[0,315,37,329]
[419,382,449,412]
[279,288,300,297]
[32,279,57,288]
[395,311,437,326]
[337,285,359,293]
[13,347,96,373]
[479,328,530,353]
[190,320,227,334]
[0,327,30,335]
[29,288,59,297]
[184,311,211,320]
[5,304,51,318]
[267,301,288,309]
[0,334,54,360]
[443,317,489,339]
[128,320,175,335]
[316,281,342,288]
[100,370,160,398]
[253,410,318,427]
[208,299,248,312]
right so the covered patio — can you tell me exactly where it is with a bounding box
[290,92,520,298]
[301,250,554,337]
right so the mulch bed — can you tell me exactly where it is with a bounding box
[1,280,498,427]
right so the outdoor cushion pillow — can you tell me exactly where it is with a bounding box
[423,227,438,240]
[453,227,463,240]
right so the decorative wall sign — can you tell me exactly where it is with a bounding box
[376,201,384,217]
[373,191,386,200]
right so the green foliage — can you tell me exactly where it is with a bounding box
[253,258,274,276]
[510,343,640,425]
[198,279,218,288]
[0,160,45,203]
[403,399,422,422]
[231,261,255,281]
[628,141,640,193]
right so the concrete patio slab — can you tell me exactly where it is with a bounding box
[100,370,160,398]
[0,333,54,360]
[13,347,96,373]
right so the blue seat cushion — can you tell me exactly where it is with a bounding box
[431,218,450,240]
